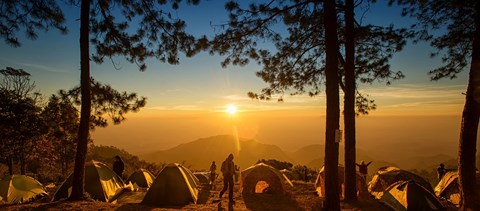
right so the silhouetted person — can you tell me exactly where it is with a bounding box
[210,161,217,185]
[219,153,235,203]
[356,160,372,181]
[113,155,125,178]
[437,163,447,180]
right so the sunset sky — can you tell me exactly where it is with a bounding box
[0,1,471,157]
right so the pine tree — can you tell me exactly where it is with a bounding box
[394,0,480,209]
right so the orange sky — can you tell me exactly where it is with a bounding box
[92,106,465,159]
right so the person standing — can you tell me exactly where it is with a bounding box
[356,160,372,181]
[437,163,447,181]
[219,153,235,203]
[209,161,217,185]
[113,155,125,179]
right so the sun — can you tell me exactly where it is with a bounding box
[226,104,238,115]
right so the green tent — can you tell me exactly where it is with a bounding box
[142,163,199,206]
[240,163,293,194]
[434,171,460,206]
[380,180,444,211]
[126,169,155,188]
[368,166,433,199]
[193,172,210,184]
[0,175,48,204]
[52,160,125,202]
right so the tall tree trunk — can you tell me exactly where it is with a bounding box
[343,0,357,202]
[323,0,341,210]
[70,0,91,200]
[7,156,13,175]
[20,149,25,175]
[459,2,480,210]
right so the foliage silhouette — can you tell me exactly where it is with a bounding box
[392,0,480,209]
[1,0,207,200]
[0,67,45,175]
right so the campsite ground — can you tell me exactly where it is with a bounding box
[0,181,390,211]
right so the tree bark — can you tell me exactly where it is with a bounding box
[7,156,13,175]
[343,0,357,202]
[20,149,25,175]
[323,0,341,210]
[459,2,480,210]
[69,0,91,200]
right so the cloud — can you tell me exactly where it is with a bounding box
[223,94,250,101]
[147,105,203,111]
[17,62,73,74]
[171,105,204,111]
[146,83,464,115]
[221,93,322,104]
[361,84,465,99]
[166,89,183,92]
[357,83,465,115]
[384,99,464,108]
[217,92,325,113]
[147,106,169,110]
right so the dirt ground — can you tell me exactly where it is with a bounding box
[0,181,391,210]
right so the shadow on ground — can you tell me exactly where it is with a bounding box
[197,184,212,204]
[115,183,215,210]
[242,192,302,211]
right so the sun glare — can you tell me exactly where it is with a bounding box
[226,104,238,115]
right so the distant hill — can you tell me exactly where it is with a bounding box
[394,154,456,170]
[141,135,293,170]
[292,144,397,175]
[289,144,325,165]
[130,134,458,174]
[87,145,163,176]
[88,145,136,162]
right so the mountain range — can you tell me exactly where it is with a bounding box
[141,135,456,172]
[142,135,291,170]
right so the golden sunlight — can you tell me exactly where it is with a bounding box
[226,104,238,115]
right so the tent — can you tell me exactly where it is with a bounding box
[279,169,297,181]
[52,160,125,202]
[239,163,293,194]
[193,172,210,184]
[142,163,199,206]
[380,180,444,211]
[126,169,155,189]
[315,165,368,198]
[434,171,460,206]
[368,166,433,199]
[0,175,48,204]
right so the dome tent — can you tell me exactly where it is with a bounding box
[0,175,48,204]
[193,172,210,184]
[240,163,293,194]
[142,163,199,206]
[380,180,444,211]
[126,169,155,189]
[52,160,125,202]
[434,171,460,206]
[368,166,433,199]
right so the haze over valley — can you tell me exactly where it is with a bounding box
[93,114,468,171]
